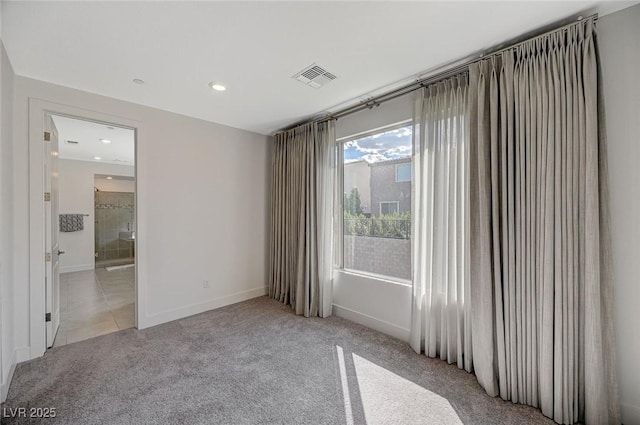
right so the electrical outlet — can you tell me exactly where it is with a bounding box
[202,280,210,288]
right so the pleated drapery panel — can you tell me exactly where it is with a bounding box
[269,121,336,318]
[468,18,619,424]
[410,76,473,372]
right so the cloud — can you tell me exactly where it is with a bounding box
[361,153,391,163]
[343,125,412,163]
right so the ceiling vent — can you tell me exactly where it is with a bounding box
[292,63,337,89]
[65,140,79,145]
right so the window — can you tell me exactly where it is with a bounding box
[341,123,412,281]
[379,201,399,215]
[395,163,411,182]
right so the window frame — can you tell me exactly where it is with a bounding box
[379,201,400,216]
[337,120,413,282]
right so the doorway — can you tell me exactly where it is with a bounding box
[49,114,136,347]
[28,98,143,359]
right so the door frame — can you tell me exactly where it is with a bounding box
[28,98,144,358]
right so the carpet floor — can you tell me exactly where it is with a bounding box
[3,297,554,425]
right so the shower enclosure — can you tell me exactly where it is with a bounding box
[94,191,135,268]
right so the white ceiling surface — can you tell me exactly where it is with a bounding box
[52,115,135,165]
[2,2,636,135]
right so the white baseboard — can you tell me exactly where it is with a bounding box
[621,401,640,425]
[1,350,17,402]
[332,303,410,342]
[139,285,268,329]
[60,264,94,274]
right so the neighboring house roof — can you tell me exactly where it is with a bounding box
[368,157,411,167]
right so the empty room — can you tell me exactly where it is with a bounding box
[0,1,638,424]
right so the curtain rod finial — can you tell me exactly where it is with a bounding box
[577,15,583,21]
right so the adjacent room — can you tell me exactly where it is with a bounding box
[0,1,638,425]
[53,115,136,347]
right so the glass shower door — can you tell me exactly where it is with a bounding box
[95,191,135,268]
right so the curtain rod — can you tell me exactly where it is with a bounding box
[276,13,597,135]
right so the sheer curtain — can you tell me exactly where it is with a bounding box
[269,121,336,318]
[468,18,619,424]
[410,76,472,371]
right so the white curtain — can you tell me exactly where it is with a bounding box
[410,76,472,371]
[316,121,337,317]
[269,121,336,318]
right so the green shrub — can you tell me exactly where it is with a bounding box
[343,211,411,239]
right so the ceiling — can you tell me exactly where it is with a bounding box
[52,115,135,165]
[2,1,636,135]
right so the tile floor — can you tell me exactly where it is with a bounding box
[53,266,135,348]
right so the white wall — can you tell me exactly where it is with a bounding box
[333,271,411,341]
[335,94,413,140]
[58,159,134,273]
[94,176,135,193]
[0,37,17,401]
[12,76,271,361]
[599,5,640,424]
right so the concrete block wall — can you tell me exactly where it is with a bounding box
[344,235,410,280]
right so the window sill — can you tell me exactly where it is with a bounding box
[335,268,412,288]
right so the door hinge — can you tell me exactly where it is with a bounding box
[45,313,51,322]
[44,131,51,141]
[45,252,51,262]
[44,192,51,202]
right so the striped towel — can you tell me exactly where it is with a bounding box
[59,214,84,232]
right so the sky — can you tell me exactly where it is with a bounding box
[343,125,412,164]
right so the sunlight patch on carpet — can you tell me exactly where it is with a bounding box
[336,346,355,425]
[352,353,462,425]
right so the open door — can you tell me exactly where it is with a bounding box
[45,114,61,348]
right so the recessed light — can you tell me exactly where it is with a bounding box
[208,82,226,92]
[100,139,112,144]
[133,79,145,85]
[106,176,113,180]
[93,156,102,160]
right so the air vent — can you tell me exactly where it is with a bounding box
[65,140,79,145]
[293,63,337,89]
